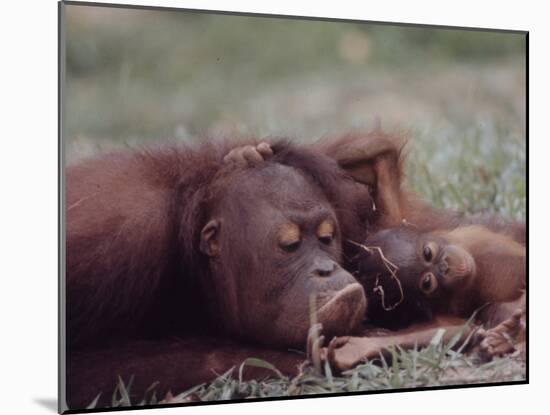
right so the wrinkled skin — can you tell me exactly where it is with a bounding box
[198,163,367,347]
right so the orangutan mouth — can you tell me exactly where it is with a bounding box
[317,283,367,335]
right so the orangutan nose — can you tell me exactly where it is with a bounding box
[314,258,337,277]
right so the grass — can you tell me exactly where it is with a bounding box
[406,122,526,220]
[90,324,525,408]
[65,5,526,168]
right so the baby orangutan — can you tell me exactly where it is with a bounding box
[316,224,526,372]
[357,225,525,321]
[353,224,526,358]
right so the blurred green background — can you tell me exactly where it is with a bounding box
[64,4,526,220]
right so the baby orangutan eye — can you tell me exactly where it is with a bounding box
[419,272,437,294]
[423,246,432,262]
[423,242,437,262]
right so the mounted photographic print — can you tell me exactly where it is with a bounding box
[59,1,527,413]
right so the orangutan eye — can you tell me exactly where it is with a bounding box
[280,240,301,253]
[423,245,433,262]
[317,220,335,245]
[419,273,437,294]
[278,223,301,253]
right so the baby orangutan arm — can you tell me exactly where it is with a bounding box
[312,132,407,228]
[223,133,420,228]
[311,316,474,372]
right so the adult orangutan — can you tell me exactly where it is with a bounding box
[65,139,378,409]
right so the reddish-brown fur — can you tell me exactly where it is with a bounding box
[67,143,267,347]
[436,225,526,316]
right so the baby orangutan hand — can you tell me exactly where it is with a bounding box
[475,306,526,361]
[223,142,273,167]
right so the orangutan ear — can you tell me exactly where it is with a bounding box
[200,219,221,257]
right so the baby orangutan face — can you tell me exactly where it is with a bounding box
[354,227,476,329]
[405,231,477,296]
